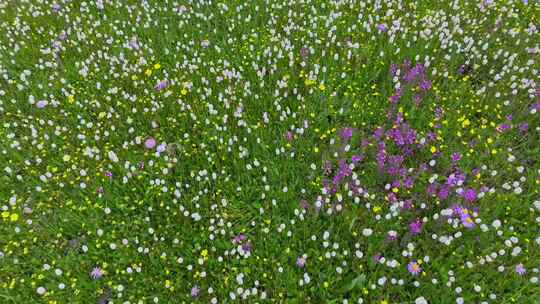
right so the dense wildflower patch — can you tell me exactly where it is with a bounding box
[0,0,539,303]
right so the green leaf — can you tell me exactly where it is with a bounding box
[343,273,366,292]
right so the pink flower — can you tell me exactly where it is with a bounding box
[284,131,293,141]
[407,260,422,275]
[144,138,157,149]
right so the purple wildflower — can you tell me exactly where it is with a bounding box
[402,199,412,210]
[339,127,353,141]
[426,184,437,196]
[403,63,424,82]
[451,152,461,163]
[130,37,140,50]
[389,63,398,76]
[482,0,494,8]
[296,256,306,268]
[232,234,246,244]
[323,161,332,175]
[458,64,469,75]
[154,80,169,91]
[376,143,387,170]
[156,143,167,153]
[404,177,414,189]
[529,101,540,112]
[389,91,401,104]
[387,231,397,241]
[351,154,364,164]
[413,93,422,105]
[299,47,309,59]
[515,264,526,275]
[36,100,48,108]
[426,132,436,141]
[241,241,252,252]
[284,131,293,141]
[407,260,422,275]
[361,138,370,148]
[452,205,465,218]
[437,186,449,200]
[419,79,432,91]
[461,214,475,229]
[51,3,61,13]
[462,188,477,202]
[299,199,309,209]
[373,127,384,139]
[376,23,388,32]
[191,285,200,298]
[409,219,422,235]
[90,267,104,280]
[496,123,511,133]
[519,122,529,133]
[434,107,444,119]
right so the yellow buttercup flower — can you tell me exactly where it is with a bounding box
[200,249,208,258]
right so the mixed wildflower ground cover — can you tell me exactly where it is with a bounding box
[1,0,539,303]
